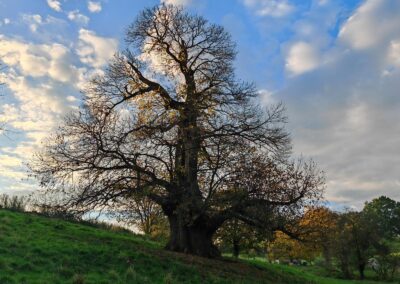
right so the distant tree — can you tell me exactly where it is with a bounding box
[0,194,28,212]
[268,231,303,262]
[347,197,400,279]
[332,210,387,280]
[215,218,270,258]
[30,5,324,257]
[347,212,376,280]
[333,213,354,279]
[361,196,400,280]
[363,196,400,239]
[268,207,338,263]
[216,218,242,258]
[301,207,339,267]
[115,195,169,241]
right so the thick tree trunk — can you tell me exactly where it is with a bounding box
[358,263,365,280]
[322,246,332,269]
[340,257,352,279]
[355,247,366,280]
[341,265,352,279]
[232,239,240,258]
[165,214,220,258]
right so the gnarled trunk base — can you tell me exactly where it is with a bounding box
[165,215,220,258]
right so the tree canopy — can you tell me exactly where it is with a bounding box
[31,5,324,257]
[363,196,400,239]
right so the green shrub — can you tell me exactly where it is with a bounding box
[369,252,400,280]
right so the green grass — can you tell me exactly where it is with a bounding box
[0,209,396,284]
[241,258,396,284]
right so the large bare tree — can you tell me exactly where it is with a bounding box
[31,5,324,257]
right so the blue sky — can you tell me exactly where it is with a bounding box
[1,0,400,209]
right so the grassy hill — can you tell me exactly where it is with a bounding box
[0,210,392,284]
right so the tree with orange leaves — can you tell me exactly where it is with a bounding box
[268,207,338,264]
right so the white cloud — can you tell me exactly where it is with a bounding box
[66,95,78,102]
[21,14,67,35]
[22,14,42,32]
[0,37,84,172]
[67,10,90,25]
[281,60,400,206]
[30,15,42,23]
[77,29,118,68]
[4,18,10,25]
[0,60,82,187]
[317,0,329,5]
[258,0,400,207]
[280,37,400,208]
[88,1,102,13]
[0,155,22,168]
[285,42,320,75]
[0,77,68,182]
[242,0,294,17]
[258,89,275,105]
[47,0,62,12]
[5,76,68,121]
[388,40,400,66]
[0,11,110,195]
[161,0,192,6]
[0,38,81,83]
[339,0,400,50]
[344,103,369,133]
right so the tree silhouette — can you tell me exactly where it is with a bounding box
[31,5,324,257]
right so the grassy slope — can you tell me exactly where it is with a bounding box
[244,259,393,284]
[0,210,393,284]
